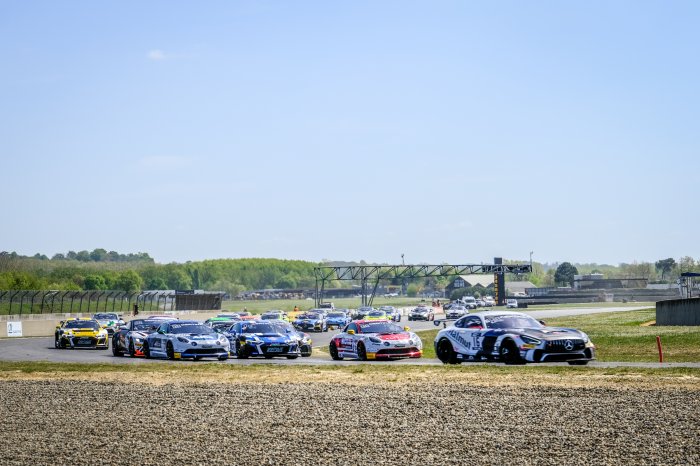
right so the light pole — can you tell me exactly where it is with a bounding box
[401,254,405,266]
[530,251,533,269]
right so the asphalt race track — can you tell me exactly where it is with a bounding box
[3,306,698,367]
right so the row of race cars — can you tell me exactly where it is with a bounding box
[53,305,597,365]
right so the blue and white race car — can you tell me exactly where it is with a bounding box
[225,321,304,359]
[293,311,328,333]
[326,311,351,329]
[143,320,230,361]
[434,311,595,365]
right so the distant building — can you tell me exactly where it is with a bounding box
[573,274,648,290]
[505,281,536,295]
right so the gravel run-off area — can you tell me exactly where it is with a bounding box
[0,373,698,465]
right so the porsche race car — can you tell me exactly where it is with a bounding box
[329,320,422,361]
[434,311,595,365]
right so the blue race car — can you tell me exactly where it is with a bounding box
[225,321,303,359]
[326,311,350,330]
[143,320,230,361]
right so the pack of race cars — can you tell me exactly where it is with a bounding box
[55,306,596,365]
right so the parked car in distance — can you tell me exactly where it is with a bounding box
[459,297,478,310]
[506,299,518,308]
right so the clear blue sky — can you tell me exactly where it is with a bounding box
[1,1,698,265]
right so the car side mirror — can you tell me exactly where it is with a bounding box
[539,320,546,326]
[347,330,355,335]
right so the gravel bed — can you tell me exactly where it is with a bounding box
[0,379,698,465]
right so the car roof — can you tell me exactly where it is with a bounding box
[354,319,390,325]
[468,311,528,318]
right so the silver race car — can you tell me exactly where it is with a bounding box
[434,311,595,365]
[143,320,230,361]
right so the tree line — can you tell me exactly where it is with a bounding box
[0,250,696,294]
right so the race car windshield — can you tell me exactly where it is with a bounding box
[260,314,281,320]
[368,311,385,317]
[65,320,99,329]
[485,315,542,330]
[328,313,345,318]
[93,314,117,320]
[132,320,165,331]
[169,324,213,335]
[240,323,285,334]
[359,322,403,334]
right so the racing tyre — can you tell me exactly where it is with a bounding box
[143,341,151,359]
[500,339,525,365]
[436,338,460,365]
[236,342,249,359]
[193,356,201,361]
[286,355,299,359]
[218,355,228,361]
[166,342,175,360]
[567,360,589,366]
[430,314,435,321]
[329,342,343,361]
[357,342,368,361]
[128,340,136,357]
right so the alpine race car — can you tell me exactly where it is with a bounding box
[408,306,434,321]
[326,311,351,330]
[434,311,596,365]
[143,320,230,361]
[225,321,304,359]
[112,317,177,357]
[293,311,328,332]
[92,312,125,335]
[329,320,423,361]
[55,318,109,349]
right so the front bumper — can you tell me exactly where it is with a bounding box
[241,341,301,357]
[366,348,422,360]
[409,314,430,320]
[61,335,109,348]
[174,348,229,359]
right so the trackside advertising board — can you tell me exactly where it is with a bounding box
[7,322,22,337]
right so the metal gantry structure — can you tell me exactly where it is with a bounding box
[313,263,532,307]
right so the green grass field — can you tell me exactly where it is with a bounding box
[416,308,700,362]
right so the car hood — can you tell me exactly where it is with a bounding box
[515,327,584,340]
[243,333,293,343]
[369,332,412,341]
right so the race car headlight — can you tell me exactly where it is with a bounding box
[134,338,143,343]
[218,336,228,345]
[521,335,541,345]
[369,337,382,344]
[409,339,415,346]
[177,337,190,343]
[580,332,589,343]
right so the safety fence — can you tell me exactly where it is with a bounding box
[0,290,224,316]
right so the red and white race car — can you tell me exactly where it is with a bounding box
[329,320,423,361]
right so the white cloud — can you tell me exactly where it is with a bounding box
[147,49,167,61]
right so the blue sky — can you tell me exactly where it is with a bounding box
[1,1,698,265]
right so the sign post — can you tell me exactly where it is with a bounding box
[7,321,23,337]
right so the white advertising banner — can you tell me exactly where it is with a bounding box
[7,321,23,337]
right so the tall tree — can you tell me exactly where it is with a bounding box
[554,262,579,286]
[655,258,676,281]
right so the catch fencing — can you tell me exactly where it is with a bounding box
[0,290,224,316]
